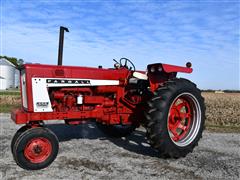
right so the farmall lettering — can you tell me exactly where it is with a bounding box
[46,79,91,84]
[10,27,205,170]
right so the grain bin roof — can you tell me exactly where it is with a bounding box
[0,58,16,67]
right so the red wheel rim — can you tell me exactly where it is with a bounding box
[168,97,193,142]
[24,137,52,163]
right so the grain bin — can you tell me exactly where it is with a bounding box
[0,58,16,90]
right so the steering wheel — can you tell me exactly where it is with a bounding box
[119,58,136,71]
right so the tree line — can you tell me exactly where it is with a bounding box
[0,55,24,68]
[201,89,240,93]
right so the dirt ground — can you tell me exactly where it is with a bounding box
[0,113,239,180]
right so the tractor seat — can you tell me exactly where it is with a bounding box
[129,72,148,84]
[132,72,148,80]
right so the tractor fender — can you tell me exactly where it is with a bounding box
[161,63,193,73]
[147,63,193,74]
[146,63,193,92]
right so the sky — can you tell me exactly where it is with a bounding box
[0,0,239,90]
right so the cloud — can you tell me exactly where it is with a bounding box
[1,0,239,89]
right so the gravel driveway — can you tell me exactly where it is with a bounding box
[0,113,239,180]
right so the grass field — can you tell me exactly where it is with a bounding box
[0,90,20,96]
[1,92,239,132]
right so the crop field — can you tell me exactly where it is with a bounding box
[203,92,240,132]
[0,91,21,113]
[0,91,239,131]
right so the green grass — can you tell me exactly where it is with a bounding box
[0,91,20,96]
[0,104,21,113]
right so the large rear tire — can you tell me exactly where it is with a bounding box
[144,78,205,158]
[12,127,59,170]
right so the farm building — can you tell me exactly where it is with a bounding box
[0,58,19,90]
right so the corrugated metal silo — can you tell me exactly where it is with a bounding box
[15,69,20,88]
[0,58,16,90]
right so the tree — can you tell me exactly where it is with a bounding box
[0,55,24,68]
[18,59,24,66]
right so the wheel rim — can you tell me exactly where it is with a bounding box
[24,137,52,163]
[167,93,201,147]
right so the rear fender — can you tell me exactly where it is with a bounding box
[161,63,192,73]
[147,63,193,91]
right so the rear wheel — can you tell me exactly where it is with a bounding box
[12,127,59,170]
[144,78,205,157]
[96,123,136,137]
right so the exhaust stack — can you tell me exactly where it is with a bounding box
[58,26,69,66]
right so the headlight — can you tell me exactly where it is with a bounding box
[150,67,155,72]
[157,66,162,72]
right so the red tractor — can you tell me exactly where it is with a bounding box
[11,27,205,170]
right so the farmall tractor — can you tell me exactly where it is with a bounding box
[11,27,205,170]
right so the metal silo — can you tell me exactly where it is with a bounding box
[15,69,20,88]
[0,58,16,90]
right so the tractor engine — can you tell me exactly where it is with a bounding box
[48,85,143,124]
[50,87,117,112]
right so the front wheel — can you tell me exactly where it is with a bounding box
[11,126,30,154]
[144,78,205,158]
[12,127,59,170]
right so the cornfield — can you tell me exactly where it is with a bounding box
[203,92,240,127]
[0,95,21,105]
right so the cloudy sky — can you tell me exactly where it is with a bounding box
[1,0,239,90]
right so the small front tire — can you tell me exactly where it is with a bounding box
[12,127,59,170]
[11,126,29,154]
